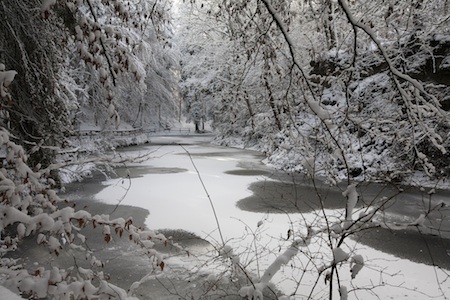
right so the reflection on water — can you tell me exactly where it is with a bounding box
[114,166,188,178]
[237,180,346,213]
[225,169,270,176]
[353,225,450,270]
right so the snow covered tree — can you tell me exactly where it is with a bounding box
[0,126,170,299]
[0,1,181,298]
[175,0,450,299]
[179,0,450,181]
[0,0,180,164]
[0,0,448,298]
[0,0,74,167]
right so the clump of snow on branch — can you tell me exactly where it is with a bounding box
[219,244,241,276]
[332,247,349,265]
[239,226,315,298]
[342,184,358,221]
[0,128,170,298]
[339,285,348,300]
[350,254,364,279]
[40,0,56,18]
[0,64,17,99]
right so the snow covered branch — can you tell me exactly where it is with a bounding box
[338,0,449,162]
[0,128,174,298]
[239,226,315,298]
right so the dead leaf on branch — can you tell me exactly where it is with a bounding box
[125,218,133,230]
[104,233,111,243]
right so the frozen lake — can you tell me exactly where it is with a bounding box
[87,134,449,299]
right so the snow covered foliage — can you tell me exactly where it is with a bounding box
[175,2,233,133]
[239,226,314,299]
[69,0,180,130]
[349,254,364,279]
[0,129,170,298]
[0,67,17,99]
[173,2,450,298]
[0,2,181,298]
[179,0,450,183]
[0,0,179,166]
[0,0,447,299]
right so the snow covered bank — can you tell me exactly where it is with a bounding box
[58,121,199,184]
[214,132,450,191]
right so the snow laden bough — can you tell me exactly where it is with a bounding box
[0,64,17,99]
[237,226,315,299]
[235,185,366,299]
[0,132,171,298]
[232,182,433,299]
[0,66,174,299]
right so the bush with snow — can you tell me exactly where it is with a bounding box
[0,122,171,298]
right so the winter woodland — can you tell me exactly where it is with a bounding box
[0,0,449,299]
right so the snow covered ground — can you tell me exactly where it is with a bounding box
[0,285,23,300]
[93,135,450,299]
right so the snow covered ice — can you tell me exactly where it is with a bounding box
[93,136,450,299]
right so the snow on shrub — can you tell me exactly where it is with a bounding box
[0,123,169,298]
[0,68,17,99]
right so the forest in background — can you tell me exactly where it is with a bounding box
[180,0,450,185]
[1,0,449,183]
[1,0,180,167]
[0,0,449,299]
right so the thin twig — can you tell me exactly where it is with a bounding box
[179,144,225,246]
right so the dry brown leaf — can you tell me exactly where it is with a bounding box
[104,234,111,243]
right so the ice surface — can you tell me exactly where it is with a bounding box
[94,136,449,299]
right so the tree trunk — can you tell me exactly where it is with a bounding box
[324,0,336,49]
[243,91,255,129]
[195,121,200,133]
[264,77,282,131]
